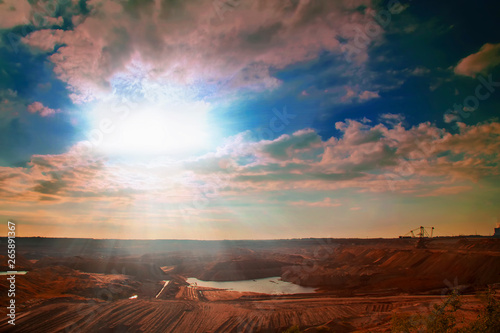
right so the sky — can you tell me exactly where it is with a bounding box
[0,0,499,239]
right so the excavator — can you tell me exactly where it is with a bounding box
[399,226,435,248]
[399,226,434,238]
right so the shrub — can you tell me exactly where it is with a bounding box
[461,288,500,332]
[391,290,461,333]
[391,288,500,333]
[283,325,302,333]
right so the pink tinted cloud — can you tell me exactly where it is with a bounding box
[454,43,500,77]
[340,86,379,103]
[0,0,31,29]
[204,119,500,194]
[27,102,58,117]
[190,120,498,196]
[289,197,342,207]
[359,90,380,101]
[1,119,499,205]
[22,0,374,102]
[417,186,473,197]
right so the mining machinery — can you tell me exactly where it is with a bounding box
[399,226,435,248]
[400,226,434,238]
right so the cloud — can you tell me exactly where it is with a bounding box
[33,174,67,195]
[233,171,364,183]
[289,197,342,207]
[0,89,18,100]
[1,119,499,207]
[0,118,497,240]
[183,119,500,195]
[410,67,430,76]
[27,102,58,117]
[340,86,379,103]
[21,0,375,102]
[0,144,107,202]
[454,43,500,77]
[443,112,460,124]
[0,0,31,29]
[359,90,380,101]
[379,113,405,128]
[417,186,473,197]
[258,129,322,160]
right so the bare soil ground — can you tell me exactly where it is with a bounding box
[0,237,498,332]
[0,294,491,332]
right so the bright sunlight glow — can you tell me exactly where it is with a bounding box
[89,100,212,157]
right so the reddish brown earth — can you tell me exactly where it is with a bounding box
[0,237,498,332]
[0,294,492,332]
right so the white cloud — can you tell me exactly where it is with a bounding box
[22,0,375,102]
[2,119,499,205]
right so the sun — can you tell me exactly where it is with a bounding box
[119,105,209,155]
[90,100,212,157]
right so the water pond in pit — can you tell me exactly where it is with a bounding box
[0,271,28,275]
[186,276,316,295]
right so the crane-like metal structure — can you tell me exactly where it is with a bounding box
[400,226,434,238]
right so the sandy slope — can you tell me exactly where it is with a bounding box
[0,237,498,332]
[0,294,490,332]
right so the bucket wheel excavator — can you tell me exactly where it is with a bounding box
[399,226,435,248]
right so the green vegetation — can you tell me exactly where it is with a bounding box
[391,288,500,333]
[464,288,500,332]
[283,325,302,333]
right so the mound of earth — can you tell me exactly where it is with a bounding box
[34,256,165,280]
[281,245,500,294]
[0,266,140,306]
[198,259,290,281]
[0,253,33,271]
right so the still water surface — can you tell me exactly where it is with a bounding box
[186,276,316,294]
[0,271,28,275]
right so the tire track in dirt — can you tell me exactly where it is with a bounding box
[0,294,489,332]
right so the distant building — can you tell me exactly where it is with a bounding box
[494,227,500,238]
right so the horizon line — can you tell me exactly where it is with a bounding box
[0,235,493,241]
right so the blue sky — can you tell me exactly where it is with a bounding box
[0,0,499,239]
